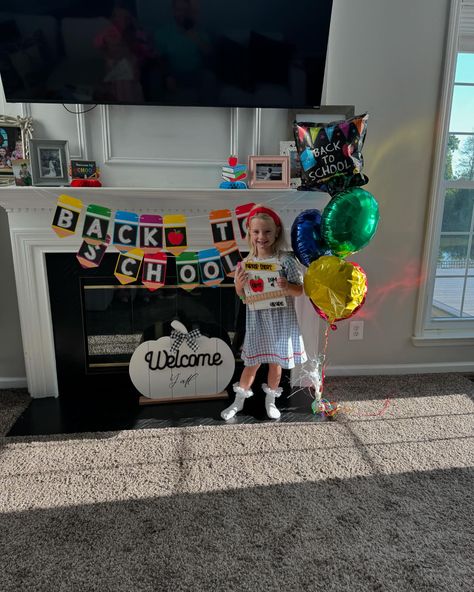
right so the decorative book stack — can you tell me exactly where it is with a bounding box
[219,156,248,189]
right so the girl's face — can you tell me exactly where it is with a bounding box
[249,216,279,257]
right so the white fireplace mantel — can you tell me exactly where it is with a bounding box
[0,186,328,397]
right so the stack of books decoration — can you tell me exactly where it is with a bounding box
[219,156,248,189]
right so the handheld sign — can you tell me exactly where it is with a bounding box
[114,247,144,285]
[82,204,111,245]
[243,258,287,311]
[52,195,83,237]
[209,209,235,252]
[76,235,111,269]
[112,211,139,252]
[176,251,200,291]
[139,214,163,253]
[163,214,188,256]
[142,251,167,292]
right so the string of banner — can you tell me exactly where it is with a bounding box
[52,195,259,291]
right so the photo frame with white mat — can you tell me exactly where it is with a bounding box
[0,115,33,185]
[248,155,290,189]
[30,139,70,186]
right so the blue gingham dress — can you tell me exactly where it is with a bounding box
[241,254,307,369]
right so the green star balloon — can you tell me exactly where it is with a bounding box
[321,187,380,257]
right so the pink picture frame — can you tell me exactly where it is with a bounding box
[248,155,290,189]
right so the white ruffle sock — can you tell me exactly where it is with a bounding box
[221,382,253,421]
[262,383,283,419]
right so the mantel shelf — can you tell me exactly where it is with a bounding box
[0,185,328,212]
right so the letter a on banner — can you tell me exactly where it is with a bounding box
[209,209,235,252]
[114,248,144,285]
[52,195,83,237]
[113,211,139,252]
[235,202,255,239]
[76,235,111,269]
[82,204,111,245]
[142,252,167,292]
[176,252,200,291]
[163,214,188,256]
[139,214,163,253]
[198,248,224,286]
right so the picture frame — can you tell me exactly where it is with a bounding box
[279,141,301,189]
[248,155,290,189]
[0,115,33,186]
[287,105,355,140]
[70,159,98,180]
[30,139,70,187]
[12,159,33,187]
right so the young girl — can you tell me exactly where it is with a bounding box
[221,205,307,421]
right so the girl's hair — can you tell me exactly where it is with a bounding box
[246,204,288,258]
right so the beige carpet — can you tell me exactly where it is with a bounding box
[0,374,473,591]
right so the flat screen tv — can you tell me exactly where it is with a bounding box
[0,1,333,108]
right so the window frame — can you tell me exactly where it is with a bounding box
[413,0,474,346]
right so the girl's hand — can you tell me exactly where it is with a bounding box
[235,264,248,291]
[277,277,289,292]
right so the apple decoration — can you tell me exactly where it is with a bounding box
[168,229,184,246]
[249,277,264,292]
[129,320,235,401]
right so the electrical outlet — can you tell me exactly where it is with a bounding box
[349,320,364,340]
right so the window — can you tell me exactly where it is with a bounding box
[415,0,474,344]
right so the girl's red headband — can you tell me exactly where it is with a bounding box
[246,206,282,228]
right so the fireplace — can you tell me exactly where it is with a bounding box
[46,252,241,399]
[0,187,324,398]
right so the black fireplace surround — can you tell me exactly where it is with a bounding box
[46,253,245,401]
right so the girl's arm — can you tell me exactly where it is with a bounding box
[277,277,303,297]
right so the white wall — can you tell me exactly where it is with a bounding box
[1,0,471,386]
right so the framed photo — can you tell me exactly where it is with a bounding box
[279,141,301,189]
[248,155,290,189]
[70,159,98,180]
[30,139,70,187]
[0,115,33,185]
[12,159,33,187]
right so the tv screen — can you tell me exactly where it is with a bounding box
[0,0,333,108]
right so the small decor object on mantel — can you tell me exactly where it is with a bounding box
[280,141,302,189]
[30,139,70,187]
[248,155,290,189]
[0,115,33,186]
[129,320,235,404]
[12,159,33,186]
[70,159,102,187]
[219,155,248,189]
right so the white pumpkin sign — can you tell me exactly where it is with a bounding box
[129,321,235,401]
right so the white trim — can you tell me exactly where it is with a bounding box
[100,105,235,166]
[414,0,469,340]
[0,377,27,389]
[73,107,88,160]
[252,108,262,155]
[327,362,474,376]
[230,108,239,156]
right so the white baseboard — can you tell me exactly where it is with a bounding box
[0,377,28,389]
[326,362,474,376]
